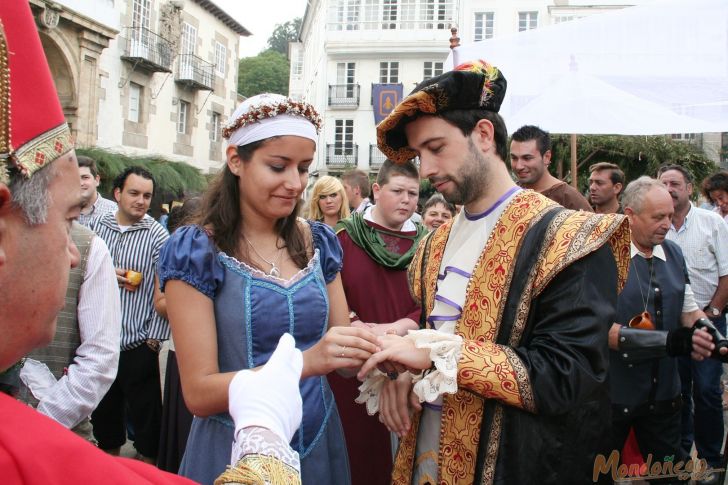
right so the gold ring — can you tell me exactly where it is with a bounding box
[339,346,347,358]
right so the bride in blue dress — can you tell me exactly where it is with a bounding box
[158,94,380,485]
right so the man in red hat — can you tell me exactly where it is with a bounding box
[0,2,305,483]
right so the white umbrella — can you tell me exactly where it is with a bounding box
[504,70,719,187]
[506,70,718,136]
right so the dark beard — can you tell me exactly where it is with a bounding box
[440,141,490,206]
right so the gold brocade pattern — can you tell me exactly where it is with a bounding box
[397,191,630,485]
[458,341,522,407]
[481,404,503,485]
[214,454,301,485]
[11,123,72,178]
[439,392,483,484]
[392,410,422,484]
[376,90,438,163]
[532,211,630,296]
[0,19,10,184]
[409,221,453,320]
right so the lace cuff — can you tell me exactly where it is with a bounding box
[354,330,463,414]
[408,329,462,403]
[230,426,300,472]
[355,369,389,415]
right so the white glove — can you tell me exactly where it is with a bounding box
[228,333,303,444]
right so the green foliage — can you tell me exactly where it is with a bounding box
[75,147,207,198]
[267,18,302,56]
[419,178,435,204]
[548,135,718,197]
[237,50,290,98]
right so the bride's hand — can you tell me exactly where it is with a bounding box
[302,326,380,377]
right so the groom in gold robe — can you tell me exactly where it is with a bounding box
[356,60,634,485]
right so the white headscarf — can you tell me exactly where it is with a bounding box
[224,93,319,147]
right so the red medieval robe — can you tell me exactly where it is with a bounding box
[330,219,421,485]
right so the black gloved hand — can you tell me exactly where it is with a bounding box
[693,318,728,362]
[666,326,696,357]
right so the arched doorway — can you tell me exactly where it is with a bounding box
[38,32,78,135]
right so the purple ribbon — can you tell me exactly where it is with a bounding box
[464,186,521,221]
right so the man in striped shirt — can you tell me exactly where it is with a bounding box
[659,164,728,483]
[90,166,169,464]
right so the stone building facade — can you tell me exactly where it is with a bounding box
[31,0,250,174]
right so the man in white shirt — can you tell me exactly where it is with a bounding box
[341,169,373,213]
[19,222,121,440]
[78,155,117,227]
[659,164,728,482]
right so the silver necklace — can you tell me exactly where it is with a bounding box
[631,256,654,313]
[245,236,283,277]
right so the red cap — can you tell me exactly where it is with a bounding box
[0,0,72,183]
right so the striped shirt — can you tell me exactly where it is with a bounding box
[90,212,170,350]
[666,205,728,307]
[78,194,117,227]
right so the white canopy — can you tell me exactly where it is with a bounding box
[446,0,728,135]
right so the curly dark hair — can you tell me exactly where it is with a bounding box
[701,171,728,202]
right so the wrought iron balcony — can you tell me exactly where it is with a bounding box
[120,27,173,72]
[326,144,358,167]
[328,84,360,108]
[369,144,387,169]
[176,54,214,91]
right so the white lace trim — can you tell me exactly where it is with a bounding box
[355,369,389,416]
[231,426,300,472]
[355,330,462,414]
[219,248,319,287]
[408,329,462,403]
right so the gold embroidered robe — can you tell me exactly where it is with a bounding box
[396,190,630,485]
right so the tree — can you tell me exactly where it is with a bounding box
[547,135,718,197]
[267,18,302,57]
[237,50,290,97]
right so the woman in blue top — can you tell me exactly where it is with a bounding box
[158,93,380,485]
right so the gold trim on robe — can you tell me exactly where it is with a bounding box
[395,190,630,485]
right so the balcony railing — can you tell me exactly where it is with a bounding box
[369,144,387,169]
[176,54,214,91]
[120,27,173,72]
[328,84,360,108]
[326,144,358,167]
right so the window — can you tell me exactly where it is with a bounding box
[553,15,577,24]
[382,0,397,29]
[210,112,220,142]
[346,0,361,30]
[334,119,354,156]
[671,133,697,141]
[400,0,417,29]
[379,61,399,83]
[363,0,378,29]
[131,0,150,29]
[130,0,150,53]
[292,48,304,78]
[181,23,196,55]
[519,11,538,32]
[128,83,141,123]
[177,101,189,134]
[474,12,494,41]
[214,42,226,77]
[423,61,443,81]
[424,0,453,29]
[329,0,361,30]
[337,62,356,98]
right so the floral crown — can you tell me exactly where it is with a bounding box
[222,98,322,139]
